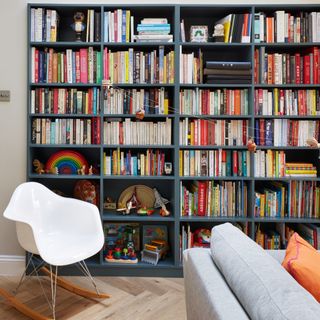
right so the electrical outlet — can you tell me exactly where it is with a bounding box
[0,90,10,102]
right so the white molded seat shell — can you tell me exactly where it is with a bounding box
[4,182,104,266]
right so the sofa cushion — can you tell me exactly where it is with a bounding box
[183,248,249,320]
[282,232,320,302]
[211,223,320,320]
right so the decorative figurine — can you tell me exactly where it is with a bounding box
[247,137,257,153]
[193,228,211,248]
[212,23,225,42]
[153,188,170,216]
[135,109,145,120]
[71,12,86,42]
[104,197,117,210]
[164,162,172,175]
[33,159,45,174]
[77,165,86,175]
[74,180,99,206]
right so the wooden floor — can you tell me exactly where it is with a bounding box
[0,276,186,320]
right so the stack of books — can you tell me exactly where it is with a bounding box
[204,61,251,84]
[135,18,173,42]
[285,163,317,177]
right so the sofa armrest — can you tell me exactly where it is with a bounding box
[266,250,286,263]
[183,248,249,320]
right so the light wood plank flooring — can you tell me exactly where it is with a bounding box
[0,276,186,320]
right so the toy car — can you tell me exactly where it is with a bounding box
[141,239,169,265]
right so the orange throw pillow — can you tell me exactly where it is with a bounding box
[282,232,320,302]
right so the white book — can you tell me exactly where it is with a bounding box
[141,18,168,24]
[46,10,51,42]
[130,16,134,42]
[90,10,94,42]
[50,10,57,42]
[30,8,35,41]
[117,9,122,43]
[275,11,285,42]
[66,49,73,83]
[35,8,43,42]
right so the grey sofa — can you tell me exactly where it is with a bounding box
[183,223,320,320]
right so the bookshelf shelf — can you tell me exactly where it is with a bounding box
[30,41,102,47]
[103,175,175,180]
[179,176,251,181]
[27,3,320,276]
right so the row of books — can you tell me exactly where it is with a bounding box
[254,88,320,116]
[85,10,101,42]
[255,227,281,249]
[204,61,252,85]
[254,150,286,178]
[215,13,252,43]
[255,47,320,84]
[254,119,320,146]
[254,11,320,43]
[255,182,287,218]
[136,18,173,43]
[30,8,58,42]
[104,10,133,43]
[103,149,167,176]
[103,118,172,145]
[179,48,203,84]
[103,88,170,115]
[179,150,250,177]
[179,88,249,116]
[30,88,100,115]
[180,180,248,217]
[256,224,320,250]
[285,162,317,177]
[255,180,320,219]
[31,118,101,145]
[179,119,249,146]
[31,47,102,84]
[103,47,174,84]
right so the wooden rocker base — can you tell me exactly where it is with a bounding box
[0,287,52,320]
[40,267,111,299]
[0,267,110,320]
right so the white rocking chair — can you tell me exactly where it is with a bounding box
[1,182,110,320]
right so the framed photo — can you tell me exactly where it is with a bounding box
[164,162,172,175]
[190,25,208,42]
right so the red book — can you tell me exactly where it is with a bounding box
[204,119,208,145]
[103,48,109,81]
[75,51,80,83]
[34,49,39,83]
[197,181,207,216]
[88,89,93,114]
[234,90,241,115]
[64,53,67,83]
[114,10,118,42]
[298,90,304,115]
[242,120,247,145]
[232,151,238,176]
[200,120,204,145]
[303,55,311,84]
[313,47,319,84]
[295,53,301,84]
[79,48,88,83]
[119,122,123,145]
[53,88,58,114]
[96,117,100,144]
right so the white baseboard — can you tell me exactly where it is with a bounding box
[0,255,25,276]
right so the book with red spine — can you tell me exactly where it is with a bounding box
[197,181,207,216]
[79,48,88,83]
[34,49,39,83]
[304,55,311,84]
[295,53,301,84]
[75,51,80,83]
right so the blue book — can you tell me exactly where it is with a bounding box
[50,122,55,144]
[39,51,44,83]
[72,52,76,84]
[132,156,138,175]
[104,12,109,42]
[93,87,97,115]
[265,119,273,146]
[122,11,126,42]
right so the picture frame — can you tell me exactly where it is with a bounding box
[190,25,208,42]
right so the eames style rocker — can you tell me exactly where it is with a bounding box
[1,182,110,320]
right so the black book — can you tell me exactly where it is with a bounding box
[205,79,251,84]
[204,68,251,75]
[94,12,101,42]
[205,74,251,79]
[205,61,251,70]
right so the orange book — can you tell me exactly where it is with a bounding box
[234,89,241,115]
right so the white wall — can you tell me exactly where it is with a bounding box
[0,0,319,259]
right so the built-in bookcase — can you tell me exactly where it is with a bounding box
[28,4,320,276]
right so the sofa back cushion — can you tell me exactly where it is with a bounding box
[211,223,320,320]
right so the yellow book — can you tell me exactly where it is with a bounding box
[190,122,195,145]
[215,14,232,43]
[125,51,129,83]
[274,88,279,115]
[311,89,316,115]
[117,147,121,175]
[285,170,317,174]
[85,92,89,114]
[163,56,167,85]
[260,194,265,217]
[125,10,130,43]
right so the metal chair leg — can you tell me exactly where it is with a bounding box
[78,260,100,295]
